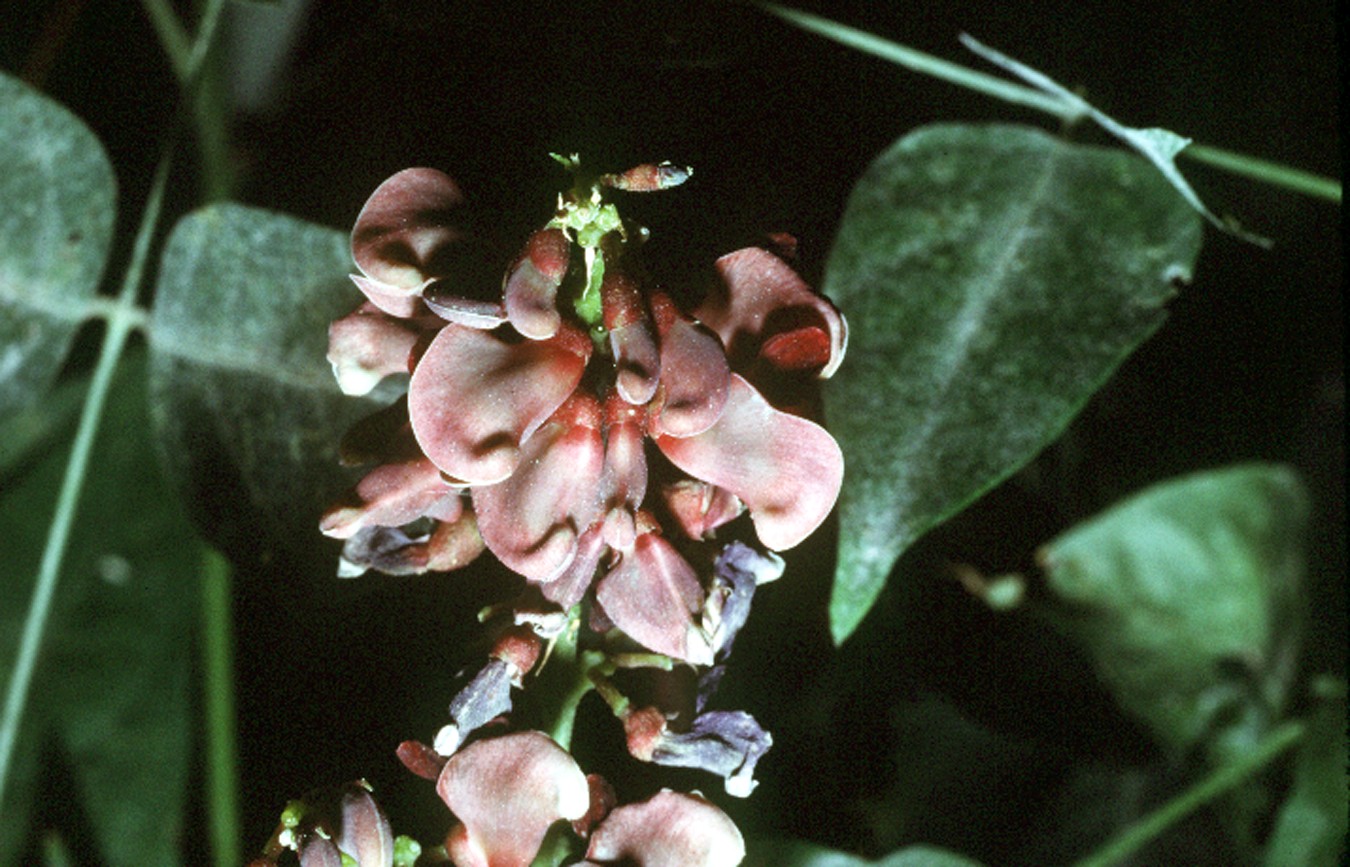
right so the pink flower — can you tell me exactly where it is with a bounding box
[580,789,746,867]
[325,165,846,663]
[436,731,590,867]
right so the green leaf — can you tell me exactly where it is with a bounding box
[146,204,384,556]
[823,122,1203,643]
[1038,464,1307,755]
[1262,679,1348,867]
[746,840,984,867]
[0,71,117,420]
[0,353,203,866]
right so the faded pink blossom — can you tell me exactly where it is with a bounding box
[580,789,746,867]
[325,164,845,663]
[436,731,590,867]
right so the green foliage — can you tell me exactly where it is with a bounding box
[746,840,984,867]
[1261,679,1347,867]
[823,123,1203,644]
[1039,463,1307,758]
[0,72,116,419]
[0,355,204,866]
[147,204,383,549]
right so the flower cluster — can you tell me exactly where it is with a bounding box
[322,160,846,664]
[289,159,846,867]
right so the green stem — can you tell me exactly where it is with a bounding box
[539,626,602,751]
[1185,144,1342,203]
[1074,720,1305,867]
[141,0,236,200]
[0,151,173,812]
[202,548,241,867]
[758,3,1342,204]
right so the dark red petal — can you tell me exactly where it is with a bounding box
[697,246,847,379]
[473,395,605,582]
[505,228,571,340]
[654,375,842,551]
[594,533,711,664]
[409,323,588,484]
[650,319,730,437]
[397,740,448,781]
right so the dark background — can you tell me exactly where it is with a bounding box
[4,1,1342,864]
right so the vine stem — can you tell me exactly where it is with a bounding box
[202,549,241,867]
[1074,720,1305,867]
[758,3,1341,204]
[0,0,228,821]
[0,150,172,812]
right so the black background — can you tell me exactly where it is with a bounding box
[4,1,1342,864]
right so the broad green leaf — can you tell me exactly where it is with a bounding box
[746,840,984,867]
[823,122,1202,643]
[147,204,383,556]
[1038,464,1307,755]
[0,71,116,420]
[1262,678,1347,867]
[0,354,202,866]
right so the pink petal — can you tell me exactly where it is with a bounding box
[349,273,427,319]
[539,522,606,610]
[327,302,429,396]
[352,168,504,324]
[599,395,648,552]
[603,270,660,404]
[319,457,460,539]
[505,228,571,340]
[409,323,589,484]
[437,732,590,867]
[698,246,847,379]
[654,375,842,551]
[650,318,730,438]
[594,533,711,664]
[659,479,744,541]
[585,790,745,867]
[473,394,605,582]
[334,785,395,867]
[352,168,467,290]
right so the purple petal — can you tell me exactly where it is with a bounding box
[595,533,711,664]
[649,710,772,797]
[408,323,589,484]
[472,394,605,582]
[505,228,571,339]
[654,375,842,551]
